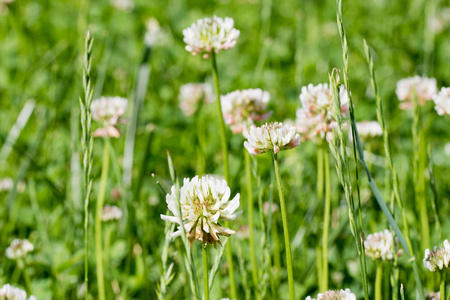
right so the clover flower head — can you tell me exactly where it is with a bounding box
[349,121,383,141]
[244,122,300,155]
[111,0,133,11]
[296,83,348,143]
[306,288,356,300]
[183,16,240,58]
[364,229,395,261]
[145,17,162,47]
[221,89,272,137]
[425,291,440,300]
[90,96,128,138]
[6,239,34,260]
[0,284,36,300]
[432,87,450,116]
[101,205,123,222]
[161,175,242,247]
[0,178,13,192]
[396,76,437,109]
[423,239,450,272]
[179,83,213,116]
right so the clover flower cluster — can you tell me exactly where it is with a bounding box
[5,239,34,260]
[296,83,349,143]
[0,284,36,300]
[364,229,395,261]
[423,239,450,272]
[396,76,437,109]
[0,178,13,192]
[161,175,241,247]
[101,205,123,222]
[179,83,213,116]
[306,289,356,300]
[221,88,272,137]
[244,122,300,155]
[183,16,240,58]
[353,121,382,139]
[144,17,163,47]
[90,96,128,138]
[432,87,450,116]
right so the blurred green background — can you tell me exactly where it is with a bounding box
[1,0,450,298]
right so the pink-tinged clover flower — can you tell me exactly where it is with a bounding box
[295,83,348,143]
[90,96,128,138]
[221,88,272,137]
[179,83,213,116]
[101,205,123,222]
[396,76,437,110]
[161,175,242,247]
[244,122,300,155]
[183,16,240,58]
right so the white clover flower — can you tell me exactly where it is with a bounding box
[101,205,123,222]
[427,293,440,300]
[161,175,242,247]
[432,87,450,116]
[0,178,13,192]
[0,284,36,300]
[90,96,128,138]
[349,121,383,141]
[244,122,300,155]
[221,89,272,137]
[183,16,240,58]
[396,76,437,109]
[364,229,395,261]
[111,0,133,11]
[6,239,34,260]
[306,288,356,300]
[296,83,348,143]
[423,239,450,272]
[179,83,213,116]
[144,17,162,47]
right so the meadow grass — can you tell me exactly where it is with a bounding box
[1,0,450,299]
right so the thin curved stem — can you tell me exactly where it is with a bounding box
[95,138,110,300]
[272,153,294,300]
[440,271,446,300]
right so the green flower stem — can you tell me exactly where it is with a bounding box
[441,271,446,300]
[203,245,210,300]
[21,260,32,295]
[95,138,110,300]
[245,150,258,292]
[211,51,236,299]
[316,145,324,291]
[412,95,430,252]
[322,146,331,291]
[375,263,383,300]
[104,224,113,277]
[272,152,294,300]
[211,52,229,182]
